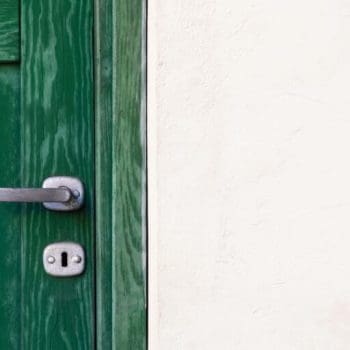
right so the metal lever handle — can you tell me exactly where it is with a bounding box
[0,188,72,203]
[0,176,84,211]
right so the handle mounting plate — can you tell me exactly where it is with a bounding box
[42,176,84,211]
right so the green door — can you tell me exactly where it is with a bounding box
[0,0,147,348]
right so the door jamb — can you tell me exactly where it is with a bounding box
[94,0,147,348]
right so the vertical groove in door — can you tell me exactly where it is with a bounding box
[20,0,95,348]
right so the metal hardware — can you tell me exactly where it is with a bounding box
[0,176,84,211]
[47,256,56,264]
[42,176,84,211]
[43,242,85,277]
[71,255,82,263]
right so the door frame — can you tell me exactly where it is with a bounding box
[95,0,147,348]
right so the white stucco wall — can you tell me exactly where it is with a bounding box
[148,1,350,349]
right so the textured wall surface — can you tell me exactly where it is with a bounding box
[148,1,350,348]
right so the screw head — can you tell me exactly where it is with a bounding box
[47,256,55,264]
[71,255,82,264]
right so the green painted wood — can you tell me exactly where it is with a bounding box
[0,0,145,348]
[20,0,94,348]
[95,0,114,347]
[0,0,19,61]
[0,64,20,349]
[95,0,147,348]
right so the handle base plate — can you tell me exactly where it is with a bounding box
[42,176,84,211]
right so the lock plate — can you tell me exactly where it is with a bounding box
[43,242,85,277]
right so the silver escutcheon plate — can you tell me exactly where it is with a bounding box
[43,242,85,277]
[42,176,84,211]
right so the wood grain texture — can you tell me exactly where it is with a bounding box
[0,65,20,349]
[95,0,114,347]
[95,0,147,348]
[0,0,19,61]
[21,0,94,348]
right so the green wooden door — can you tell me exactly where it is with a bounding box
[0,0,147,348]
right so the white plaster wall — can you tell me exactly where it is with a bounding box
[148,1,350,349]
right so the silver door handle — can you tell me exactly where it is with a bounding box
[0,176,84,211]
[0,188,72,202]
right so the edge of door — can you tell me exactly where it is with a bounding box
[94,0,147,348]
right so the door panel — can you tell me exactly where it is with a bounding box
[0,0,19,61]
[20,0,94,348]
[0,0,94,348]
[0,64,20,349]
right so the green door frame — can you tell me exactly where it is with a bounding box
[95,0,147,348]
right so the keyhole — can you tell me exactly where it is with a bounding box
[61,252,68,267]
